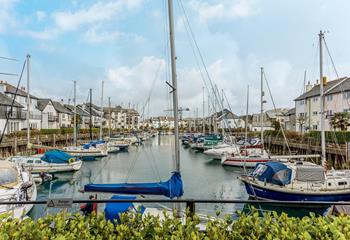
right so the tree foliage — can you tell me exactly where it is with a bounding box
[330,112,350,131]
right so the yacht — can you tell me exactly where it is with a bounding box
[0,161,37,218]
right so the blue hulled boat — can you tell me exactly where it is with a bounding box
[241,161,350,203]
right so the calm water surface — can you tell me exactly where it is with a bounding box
[30,135,249,219]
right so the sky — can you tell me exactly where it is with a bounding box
[1,0,350,118]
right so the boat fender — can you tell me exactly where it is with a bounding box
[68,158,75,164]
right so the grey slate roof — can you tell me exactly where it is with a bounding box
[0,93,23,108]
[38,99,72,114]
[1,82,39,99]
[37,99,50,111]
[52,101,72,114]
[294,77,349,101]
[64,104,90,117]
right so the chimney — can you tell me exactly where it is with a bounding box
[305,81,312,92]
[315,79,319,85]
[61,99,64,104]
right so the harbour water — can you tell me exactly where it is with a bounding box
[30,135,248,219]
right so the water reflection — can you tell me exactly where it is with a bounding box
[28,135,325,219]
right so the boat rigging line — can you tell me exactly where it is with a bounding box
[0,59,27,145]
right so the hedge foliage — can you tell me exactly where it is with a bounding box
[1,209,350,239]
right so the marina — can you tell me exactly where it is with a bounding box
[1,0,350,238]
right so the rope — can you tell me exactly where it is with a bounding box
[262,71,291,155]
[0,59,26,144]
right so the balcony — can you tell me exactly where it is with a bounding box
[0,110,26,120]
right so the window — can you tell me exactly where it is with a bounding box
[312,111,318,116]
[326,110,333,117]
[34,160,41,164]
[343,91,350,99]
[338,181,347,186]
[313,125,318,130]
[312,97,318,102]
[27,160,33,163]
[326,95,333,101]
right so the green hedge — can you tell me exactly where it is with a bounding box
[305,131,350,144]
[1,209,350,239]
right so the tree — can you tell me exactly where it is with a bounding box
[330,112,350,131]
[71,114,82,129]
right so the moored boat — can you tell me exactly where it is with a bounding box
[8,150,82,173]
[0,161,37,218]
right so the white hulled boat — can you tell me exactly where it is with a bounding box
[8,150,82,173]
[0,161,37,218]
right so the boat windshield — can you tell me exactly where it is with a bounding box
[0,168,17,186]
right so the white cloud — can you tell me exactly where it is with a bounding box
[24,0,144,41]
[106,56,166,110]
[190,0,258,23]
[36,11,47,21]
[0,0,18,33]
[82,25,144,44]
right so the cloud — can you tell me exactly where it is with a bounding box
[82,25,144,44]
[190,0,258,23]
[106,56,166,111]
[36,11,47,21]
[0,0,18,33]
[24,0,144,41]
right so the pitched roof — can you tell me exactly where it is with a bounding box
[0,81,39,99]
[294,77,349,101]
[51,101,72,114]
[214,109,239,120]
[0,93,23,108]
[64,104,90,117]
[37,99,50,111]
[286,108,296,116]
[79,104,100,116]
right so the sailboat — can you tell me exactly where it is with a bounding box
[221,68,270,167]
[63,86,108,160]
[83,0,184,220]
[241,31,350,202]
[0,55,37,218]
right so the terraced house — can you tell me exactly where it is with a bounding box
[294,77,350,132]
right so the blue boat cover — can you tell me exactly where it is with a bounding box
[83,143,91,149]
[105,195,138,224]
[41,150,74,163]
[84,172,183,198]
[90,140,105,147]
[252,162,292,186]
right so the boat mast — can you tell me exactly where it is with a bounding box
[73,80,77,146]
[221,89,224,136]
[26,54,30,149]
[260,67,264,154]
[108,97,111,138]
[89,88,93,141]
[202,86,205,134]
[245,85,249,146]
[167,0,180,172]
[208,95,211,134]
[99,81,104,140]
[319,31,326,167]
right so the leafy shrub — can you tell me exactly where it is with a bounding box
[1,209,350,239]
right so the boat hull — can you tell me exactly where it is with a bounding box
[243,180,350,202]
[222,158,270,167]
[28,160,82,173]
